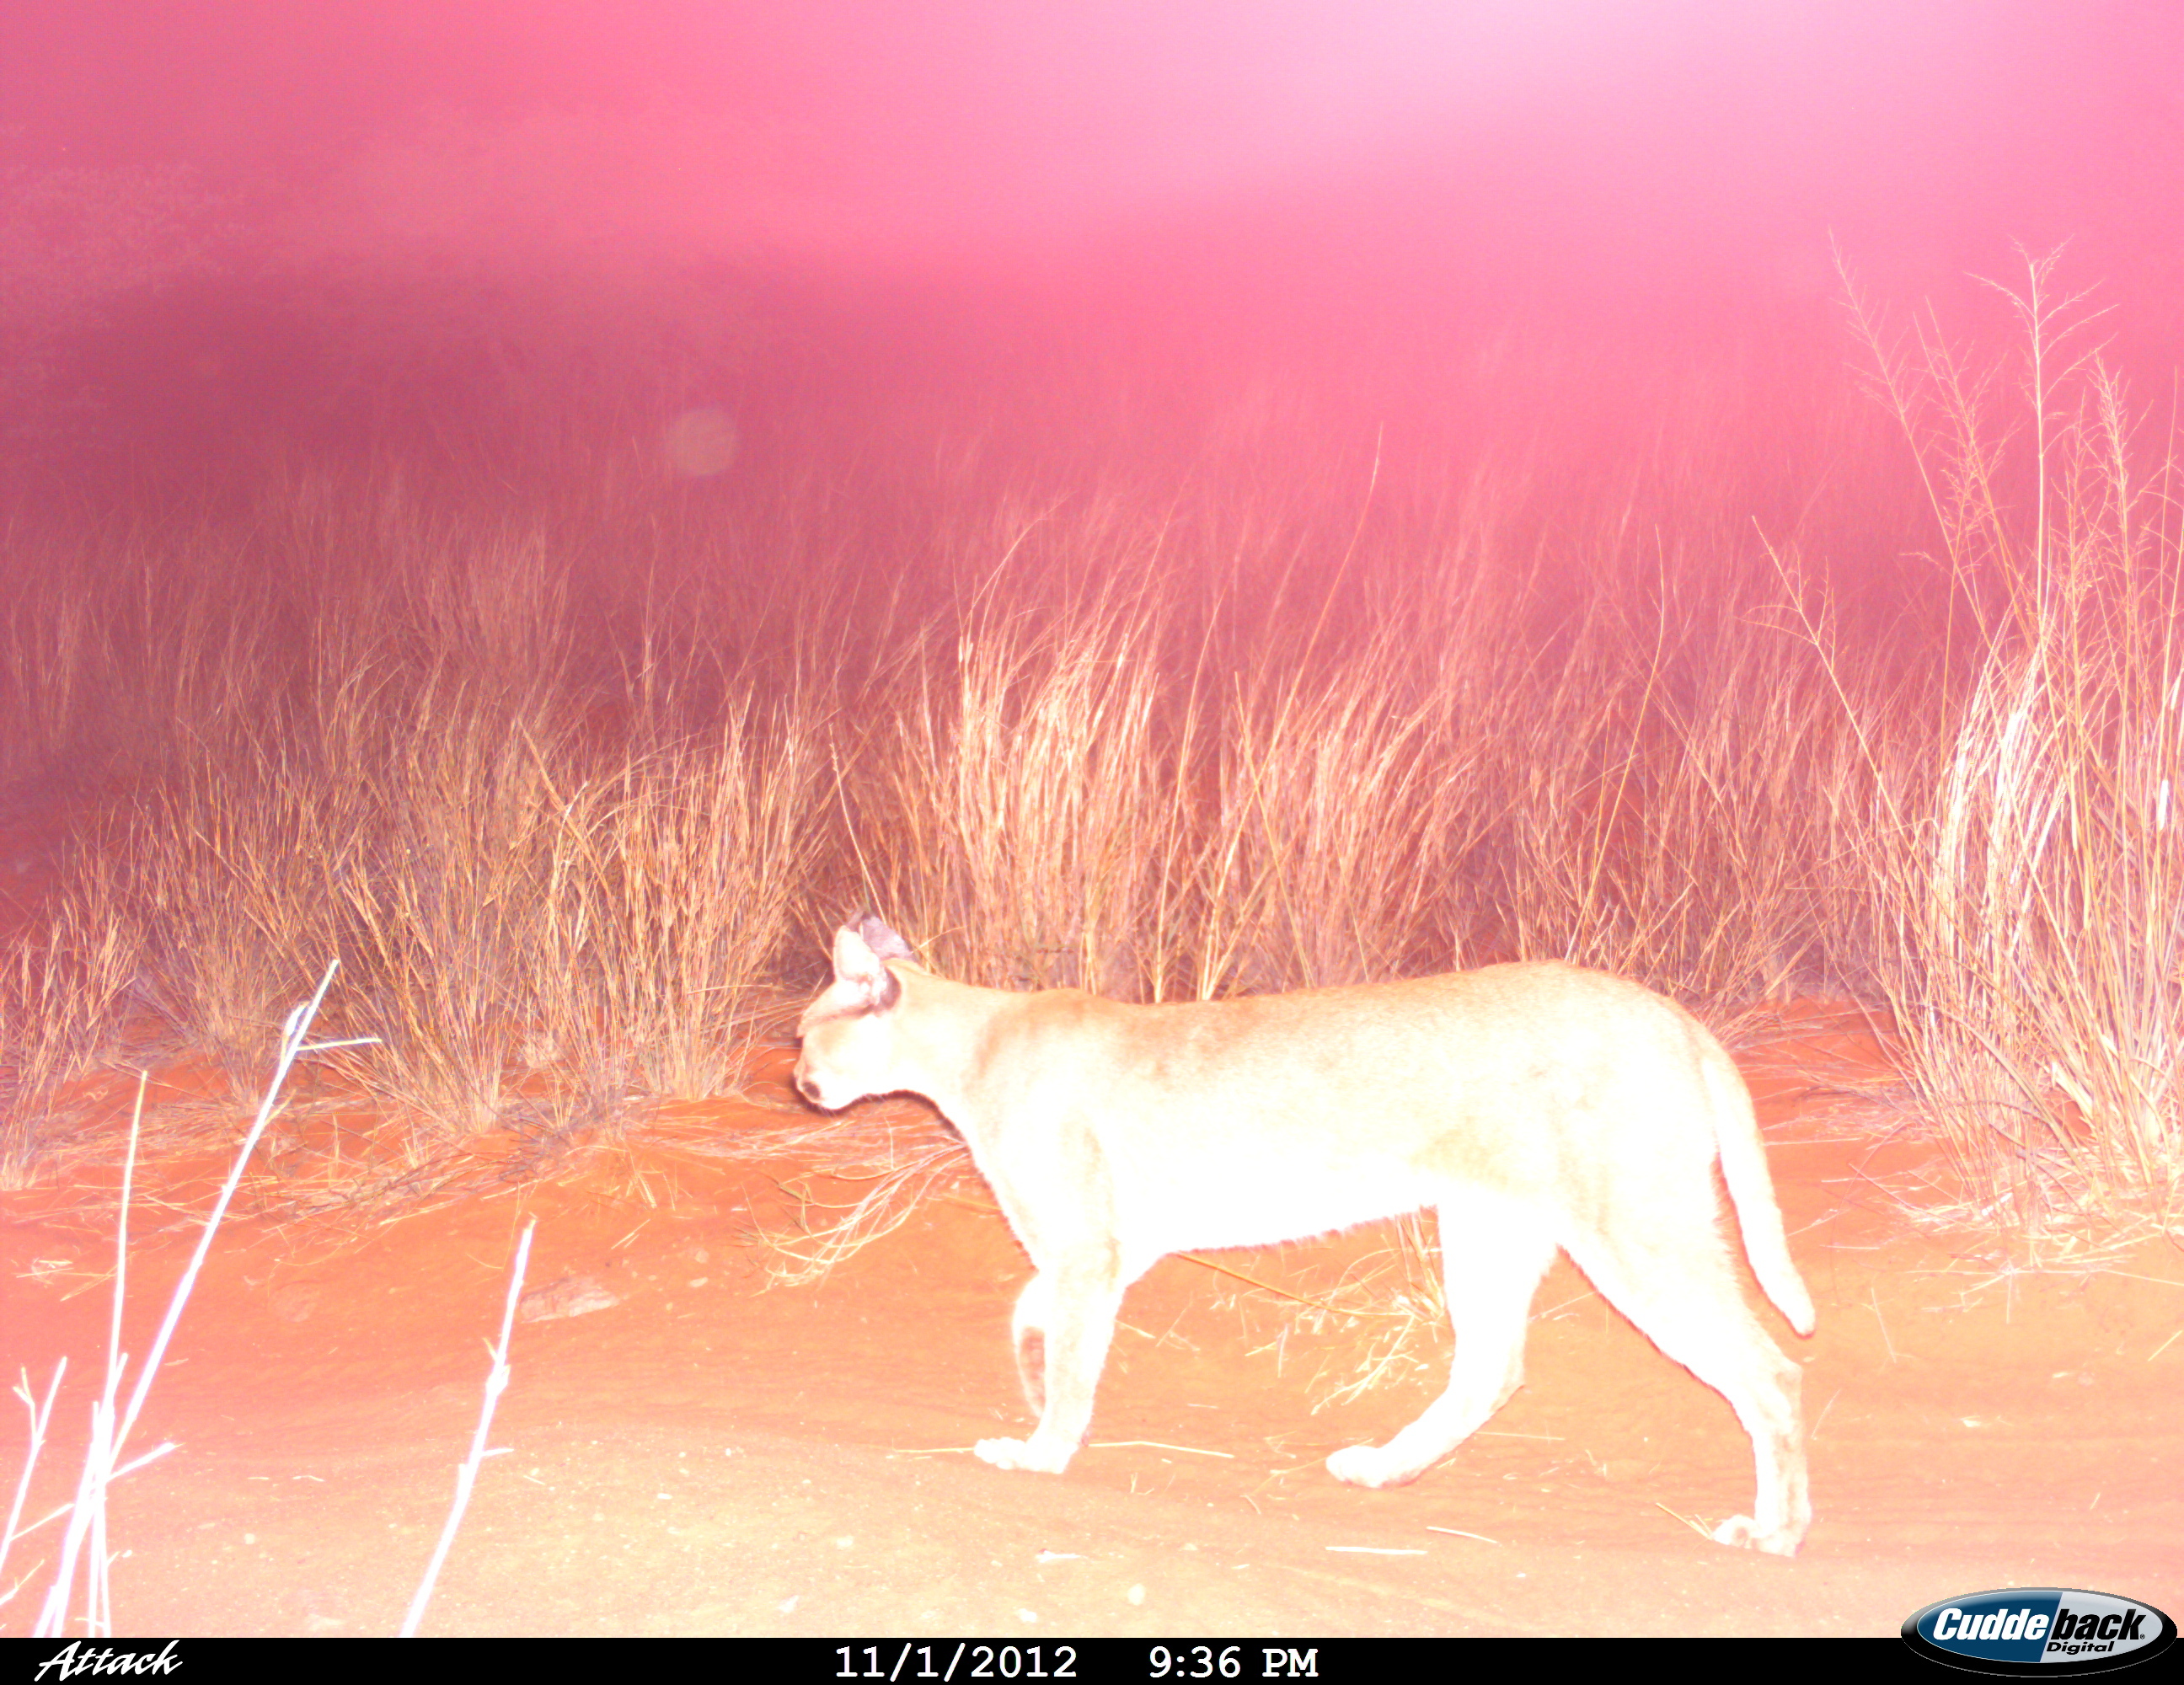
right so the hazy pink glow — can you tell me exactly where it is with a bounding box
[11,3,2174,265]
[4,0,2181,446]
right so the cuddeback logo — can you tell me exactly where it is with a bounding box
[1903,1588,2177,1676]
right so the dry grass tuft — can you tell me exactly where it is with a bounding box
[1,868,137,1184]
[1838,252,2184,1238]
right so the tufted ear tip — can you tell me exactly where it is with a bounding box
[832,917,903,1010]
[853,912,918,963]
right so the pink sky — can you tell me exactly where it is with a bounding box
[8,3,2174,277]
[5,0,2181,439]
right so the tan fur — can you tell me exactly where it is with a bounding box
[795,914,1814,1554]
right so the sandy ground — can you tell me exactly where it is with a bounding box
[1,1014,2178,1641]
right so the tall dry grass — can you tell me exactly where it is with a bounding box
[0,452,1867,1174]
[825,473,1871,1047]
[0,280,2176,1254]
[3,484,823,1165]
[0,871,136,1185]
[853,567,1186,998]
[1842,255,2184,1233]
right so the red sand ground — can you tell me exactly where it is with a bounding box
[1,1015,2178,1640]
[4,782,2180,1638]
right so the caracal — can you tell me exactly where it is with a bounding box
[794,913,1814,1554]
